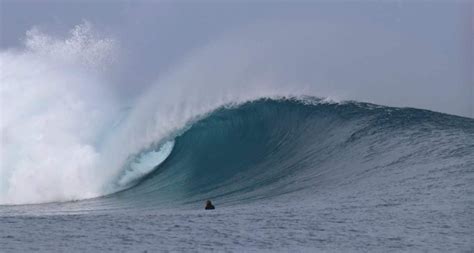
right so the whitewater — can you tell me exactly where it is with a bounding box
[1,23,473,252]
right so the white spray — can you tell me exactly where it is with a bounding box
[0,22,119,204]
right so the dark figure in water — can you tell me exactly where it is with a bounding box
[205,200,215,210]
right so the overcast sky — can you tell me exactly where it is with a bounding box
[1,1,472,117]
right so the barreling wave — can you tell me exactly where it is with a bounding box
[6,97,469,214]
[106,98,473,209]
[1,22,473,211]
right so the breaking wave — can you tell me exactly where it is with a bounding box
[1,22,473,211]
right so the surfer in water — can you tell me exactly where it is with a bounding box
[205,200,215,210]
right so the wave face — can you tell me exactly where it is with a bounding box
[16,98,467,213]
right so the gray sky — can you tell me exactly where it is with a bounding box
[1,0,472,117]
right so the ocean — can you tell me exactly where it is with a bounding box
[1,99,473,252]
